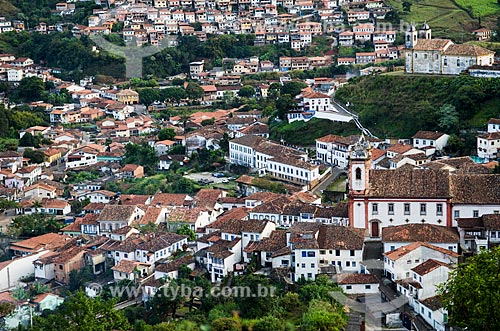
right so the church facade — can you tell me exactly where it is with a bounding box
[405,23,495,75]
[347,136,500,237]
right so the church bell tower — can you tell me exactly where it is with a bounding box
[348,135,372,195]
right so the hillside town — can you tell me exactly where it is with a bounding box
[0,0,499,330]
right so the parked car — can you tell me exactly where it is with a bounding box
[212,172,225,178]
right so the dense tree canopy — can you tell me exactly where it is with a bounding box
[440,247,500,330]
[30,290,130,331]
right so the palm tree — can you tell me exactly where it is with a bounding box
[31,201,42,214]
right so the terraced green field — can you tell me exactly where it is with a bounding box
[455,0,500,18]
[385,0,498,40]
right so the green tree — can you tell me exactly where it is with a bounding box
[158,128,176,141]
[185,82,204,100]
[301,300,346,331]
[439,247,500,330]
[8,214,62,238]
[23,148,46,164]
[0,198,19,210]
[0,301,15,318]
[15,77,45,102]
[176,224,196,241]
[19,132,36,147]
[253,316,286,331]
[30,290,130,331]
[124,143,159,175]
[11,286,29,301]
[201,118,215,126]
[211,318,241,331]
[238,85,255,98]
[276,94,297,120]
[437,104,459,133]
[139,88,160,108]
[161,87,186,104]
[69,266,94,292]
[0,106,10,138]
[281,81,307,97]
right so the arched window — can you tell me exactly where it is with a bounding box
[355,167,362,180]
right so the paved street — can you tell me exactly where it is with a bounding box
[184,172,229,184]
[312,167,347,196]
[0,209,16,235]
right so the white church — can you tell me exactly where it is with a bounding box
[405,23,495,75]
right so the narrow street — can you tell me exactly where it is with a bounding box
[312,167,347,196]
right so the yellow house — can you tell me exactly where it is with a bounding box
[116,89,139,105]
[43,148,62,165]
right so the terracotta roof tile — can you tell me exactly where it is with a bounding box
[411,259,451,276]
[336,273,378,285]
[382,224,459,243]
[384,242,458,261]
[367,168,450,198]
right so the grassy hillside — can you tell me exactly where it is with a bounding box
[335,74,500,138]
[270,118,359,146]
[385,0,498,41]
[455,0,500,18]
[0,0,19,17]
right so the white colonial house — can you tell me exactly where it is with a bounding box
[477,131,500,161]
[337,273,379,295]
[229,135,320,186]
[383,242,458,281]
[412,131,449,151]
[66,149,98,169]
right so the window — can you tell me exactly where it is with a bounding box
[320,250,326,255]
[335,250,340,256]
[492,231,497,239]
[350,250,355,256]
[404,203,410,215]
[473,210,479,218]
[388,203,394,215]
[415,259,420,264]
[355,167,361,180]
[346,261,351,267]
[444,58,448,66]
[454,210,460,219]
[301,263,306,268]
[307,273,312,278]
[346,285,352,290]
[352,261,356,267]
[365,285,371,289]
[436,203,443,216]
[372,203,378,215]
[407,260,411,264]
[457,59,460,66]
[307,251,316,257]
[420,203,426,215]
[302,251,306,257]
[311,263,315,268]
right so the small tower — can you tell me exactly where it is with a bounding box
[348,135,372,195]
[405,24,418,49]
[419,22,432,40]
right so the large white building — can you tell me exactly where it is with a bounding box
[229,135,320,186]
[405,23,495,75]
